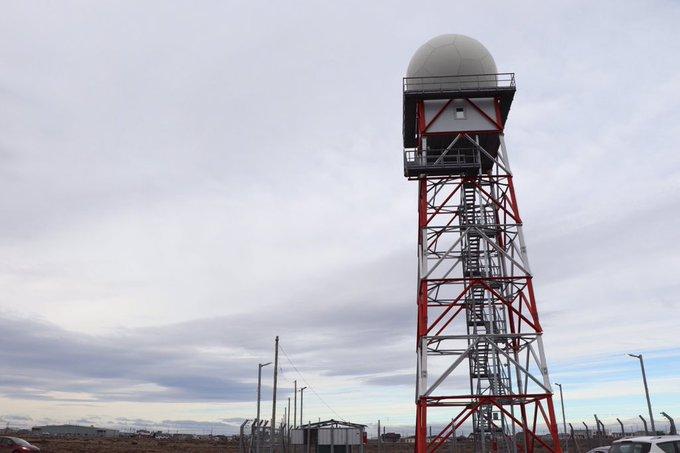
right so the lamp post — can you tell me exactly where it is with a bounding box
[299,387,307,429]
[293,380,297,428]
[257,362,272,422]
[256,362,272,453]
[554,383,568,451]
[271,336,279,453]
[629,353,655,433]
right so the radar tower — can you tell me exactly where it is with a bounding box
[403,34,562,453]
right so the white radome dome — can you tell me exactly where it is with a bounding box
[406,34,497,78]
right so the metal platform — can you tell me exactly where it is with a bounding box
[403,147,480,177]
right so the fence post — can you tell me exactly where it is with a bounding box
[240,420,250,453]
[661,412,677,435]
[569,423,581,453]
[639,415,649,435]
[616,418,625,437]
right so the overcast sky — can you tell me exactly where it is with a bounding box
[1,0,680,436]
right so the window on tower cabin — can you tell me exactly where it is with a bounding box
[455,106,465,119]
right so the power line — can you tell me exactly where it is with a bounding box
[278,343,346,422]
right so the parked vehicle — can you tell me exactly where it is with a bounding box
[612,435,680,453]
[0,437,40,452]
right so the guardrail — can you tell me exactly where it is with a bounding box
[404,148,480,171]
[403,73,515,94]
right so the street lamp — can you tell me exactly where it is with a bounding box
[256,362,272,453]
[629,353,655,433]
[257,362,272,422]
[299,386,307,428]
[293,380,297,428]
[554,383,567,452]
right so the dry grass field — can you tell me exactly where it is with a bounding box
[22,437,237,452]
[21,436,613,452]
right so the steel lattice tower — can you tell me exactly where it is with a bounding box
[402,35,562,453]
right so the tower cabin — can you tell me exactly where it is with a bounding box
[402,35,516,178]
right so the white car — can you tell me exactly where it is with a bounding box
[611,435,680,453]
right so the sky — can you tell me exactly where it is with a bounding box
[1,0,680,437]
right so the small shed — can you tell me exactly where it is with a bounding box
[291,419,366,453]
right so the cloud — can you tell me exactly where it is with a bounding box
[0,253,418,404]
[362,374,414,387]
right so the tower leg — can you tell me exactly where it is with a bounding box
[520,404,530,453]
[416,398,427,453]
[415,176,428,453]
[546,398,563,453]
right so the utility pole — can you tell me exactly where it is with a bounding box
[271,336,279,453]
[287,397,291,438]
[299,386,307,431]
[629,353,655,433]
[294,380,297,428]
[555,383,568,452]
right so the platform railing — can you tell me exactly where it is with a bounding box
[404,148,480,172]
[403,73,515,94]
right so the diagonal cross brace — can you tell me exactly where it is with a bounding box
[486,341,552,394]
[471,226,532,276]
[463,133,512,175]
[424,339,479,397]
